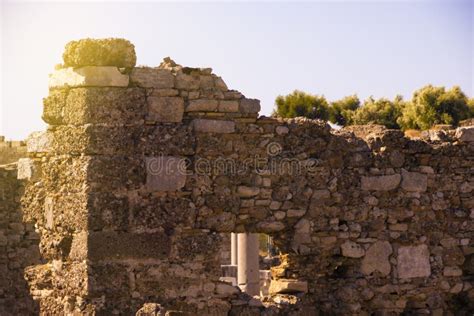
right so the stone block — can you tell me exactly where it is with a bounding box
[287,209,306,218]
[401,170,427,192]
[215,283,240,297]
[361,174,401,191]
[26,131,51,153]
[130,67,174,88]
[49,66,129,88]
[214,76,228,91]
[63,38,136,68]
[17,158,42,181]
[218,100,239,112]
[145,156,187,192]
[257,221,285,233]
[455,126,474,142]
[187,99,218,112]
[45,87,147,125]
[275,126,289,135]
[269,279,308,294]
[193,119,235,133]
[88,231,171,260]
[361,241,392,276]
[239,98,261,114]
[341,241,365,258]
[176,73,200,90]
[397,244,431,279]
[147,97,184,122]
[237,186,260,197]
[443,266,462,277]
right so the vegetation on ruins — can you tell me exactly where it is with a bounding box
[274,90,330,121]
[274,85,474,130]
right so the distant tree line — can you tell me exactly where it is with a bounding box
[274,85,474,130]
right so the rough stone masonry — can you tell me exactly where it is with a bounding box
[2,38,473,315]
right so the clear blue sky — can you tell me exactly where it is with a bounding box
[1,0,473,140]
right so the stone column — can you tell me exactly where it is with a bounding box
[231,233,238,265]
[237,233,260,296]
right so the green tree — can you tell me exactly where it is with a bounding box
[350,96,404,129]
[398,85,470,130]
[329,94,360,126]
[274,90,330,120]
[468,98,474,117]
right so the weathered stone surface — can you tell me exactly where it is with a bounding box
[218,100,239,112]
[455,126,474,142]
[26,131,51,153]
[88,232,171,260]
[401,170,427,192]
[17,158,41,181]
[341,241,365,258]
[275,126,289,135]
[443,266,462,277]
[361,241,393,276]
[237,186,260,197]
[287,209,306,218]
[257,221,285,233]
[193,119,235,133]
[147,96,184,122]
[130,67,174,88]
[49,66,129,88]
[187,99,218,112]
[145,156,186,191]
[239,98,261,114]
[176,73,200,90]
[63,38,136,68]
[397,245,431,279]
[269,279,308,294]
[215,283,240,297]
[43,88,147,125]
[361,174,401,191]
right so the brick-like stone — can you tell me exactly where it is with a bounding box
[176,73,200,90]
[361,241,392,276]
[130,68,174,88]
[62,38,136,68]
[49,67,129,88]
[145,156,186,192]
[26,131,51,153]
[269,279,308,294]
[341,241,365,258]
[218,100,239,112]
[237,186,260,197]
[44,88,147,125]
[240,98,261,114]
[187,99,218,112]
[401,170,427,192]
[17,158,41,181]
[361,174,401,191]
[193,119,235,133]
[397,245,431,279]
[147,97,184,122]
[455,126,474,142]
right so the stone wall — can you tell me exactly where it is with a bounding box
[17,38,474,315]
[0,136,27,165]
[0,164,40,315]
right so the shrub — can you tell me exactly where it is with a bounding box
[274,90,330,120]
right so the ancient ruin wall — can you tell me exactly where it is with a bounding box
[0,137,27,165]
[0,164,40,315]
[16,39,474,315]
